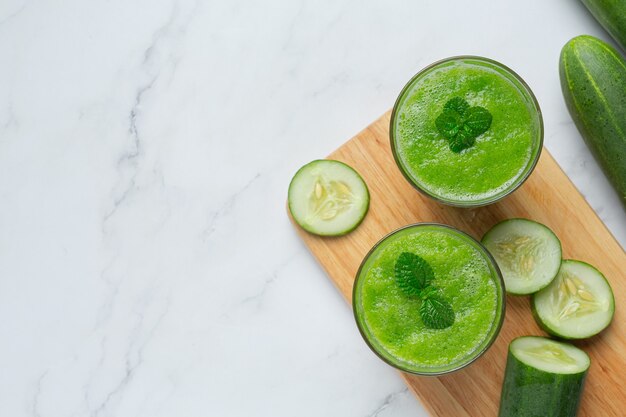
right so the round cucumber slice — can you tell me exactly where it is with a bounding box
[499,336,589,417]
[482,219,562,295]
[288,160,369,236]
[532,260,615,339]
[510,336,590,374]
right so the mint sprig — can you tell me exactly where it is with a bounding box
[435,97,492,153]
[394,252,455,330]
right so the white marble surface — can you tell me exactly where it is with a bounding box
[0,0,624,416]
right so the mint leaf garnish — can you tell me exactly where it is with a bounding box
[448,130,476,153]
[420,294,455,329]
[464,106,492,136]
[394,253,455,330]
[435,109,462,139]
[444,96,470,115]
[435,97,492,153]
[419,285,438,300]
[394,252,434,296]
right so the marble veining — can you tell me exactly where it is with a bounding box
[0,0,624,416]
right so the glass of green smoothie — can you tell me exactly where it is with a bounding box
[353,223,505,375]
[390,56,543,207]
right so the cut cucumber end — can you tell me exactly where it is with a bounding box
[482,219,562,295]
[288,160,370,236]
[532,260,615,339]
[510,336,590,374]
[500,336,589,417]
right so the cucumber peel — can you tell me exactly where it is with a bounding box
[581,0,626,52]
[560,35,626,208]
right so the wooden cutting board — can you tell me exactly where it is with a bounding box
[288,111,625,416]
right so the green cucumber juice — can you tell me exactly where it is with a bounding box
[391,57,542,206]
[353,224,505,374]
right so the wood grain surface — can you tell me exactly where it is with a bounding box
[288,111,625,417]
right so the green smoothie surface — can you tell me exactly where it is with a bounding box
[354,225,504,373]
[392,57,542,204]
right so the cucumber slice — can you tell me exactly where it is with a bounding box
[499,336,589,417]
[532,260,615,339]
[288,160,369,236]
[482,219,562,295]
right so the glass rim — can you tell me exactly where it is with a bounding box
[352,222,506,376]
[389,55,544,208]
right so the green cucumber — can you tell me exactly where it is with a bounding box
[482,219,562,295]
[560,35,626,208]
[499,336,590,417]
[532,260,615,339]
[288,160,369,236]
[580,0,626,51]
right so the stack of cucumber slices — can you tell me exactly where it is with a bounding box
[482,219,615,417]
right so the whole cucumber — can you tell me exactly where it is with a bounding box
[581,0,626,51]
[560,35,626,208]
